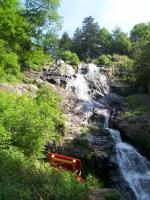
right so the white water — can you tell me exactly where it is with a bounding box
[108,127,150,200]
[66,62,150,200]
[67,73,91,101]
[66,63,106,118]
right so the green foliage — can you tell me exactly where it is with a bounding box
[112,54,134,70]
[0,0,60,77]
[124,95,150,117]
[0,125,11,149]
[61,51,80,66]
[59,32,72,51]
[104,191,121,200]
[0,87,65,156]
[130,22,150,42]
[72,28,83,59]
[24,0,61,46]
[0,0,31,54]
[112,27,132,55]
[86,175,103,188]
[0,39,21,82]
[0,88,89,200]
[97,54,112,66]
[73,137,89,148]
[72,16,100,60]
[0,147,88,200]
[24,48,53,70]
[134,40,150,93]
[131,22,150,92]
[99,28,112,53]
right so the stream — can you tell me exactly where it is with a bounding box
[65,63,150,200]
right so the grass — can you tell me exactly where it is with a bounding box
[124,94,150,117]
[0,148,89,200]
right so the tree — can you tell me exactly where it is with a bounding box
[134,40,150,93]
[131,23,150,93]
[59,32,72,51]
[24,0,61,45]
[0,0,31,54]
[130,23,150,42]
[99,28,112,54]
[112,27,132,55]
[72,28,83,58]
[72,16,100,60]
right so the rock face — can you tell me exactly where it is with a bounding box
[42,60,75,87]
[56,127,116,187]
[41,61,110,99]
[42,60,123,197]
[89,188,122,200]
[79,63,110,98]
[117,114,150,157]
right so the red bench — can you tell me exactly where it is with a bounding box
[47,152,84,183]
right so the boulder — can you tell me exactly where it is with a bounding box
[93,108,108,117]
[117,114,150,158]
[85,73,110,98]
[89,188,122,200]
[42,61,110,98]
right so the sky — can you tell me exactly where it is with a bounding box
[58,0,150,36]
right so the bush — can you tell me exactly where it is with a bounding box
[0,87,65,156]
[61,51,80,66]
[112,54,134,70]
[0,147,88,200]
[24,48,53,71]
[97,54,112,66]
[86,175,103,188]
[0,39,21,82]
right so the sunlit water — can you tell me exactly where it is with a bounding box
[66,63,150,200]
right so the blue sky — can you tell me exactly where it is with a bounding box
[58,0,150,36]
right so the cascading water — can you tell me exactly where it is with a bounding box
[66,62,150,200]
[67,73,91,101]
[66,63,108,118]
[104,116,150,200]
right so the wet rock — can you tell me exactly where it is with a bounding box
[117,114,150,158]
[89,188,122,200]
[42,61,110,98]
[93,108,109,118]
[41,60,75,86]
[85,73,110,98]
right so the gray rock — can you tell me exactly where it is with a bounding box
[0,83,38,96]
[118,114,150,157]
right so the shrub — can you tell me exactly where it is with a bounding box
[0,39,20,81]
[0,87,65,156]
[0,147,88,200]
[97,54,112,66]
[86,175,103,188]
[61,51,80,66]
[113,54,134,68]
[24,48,53,71]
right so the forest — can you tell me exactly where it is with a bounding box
[0,0,150,200]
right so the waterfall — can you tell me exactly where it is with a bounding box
[65,62,150,200]
[66,63,106,118]
[103,115,150,200]
[66,73,91,101]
